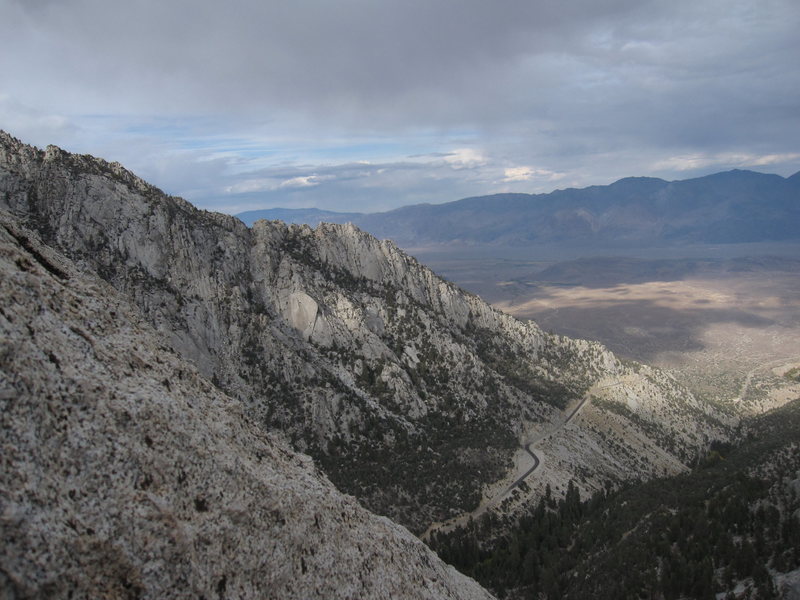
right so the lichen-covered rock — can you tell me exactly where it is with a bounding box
[0,213,493,599]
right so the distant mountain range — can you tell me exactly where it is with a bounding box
[237,169,800,248]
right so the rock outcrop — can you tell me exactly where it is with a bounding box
[0,131,729,535]
[0,212,494,599]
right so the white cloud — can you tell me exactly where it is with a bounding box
[748,153,800,167]
[502,166,565,182]
[0,94,77,143]
[443,148,488,169]
[278,175,332,189]
[224,179,273,194]
[224,174,335,195]
[652,152,800,172]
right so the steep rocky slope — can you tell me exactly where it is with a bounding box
[0,212,494,599]
[0,131,728,534]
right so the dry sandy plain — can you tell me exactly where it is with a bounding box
[415,246,800,414]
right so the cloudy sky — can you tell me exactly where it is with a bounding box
[2,0,799,214]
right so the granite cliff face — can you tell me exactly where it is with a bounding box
[0,131,728,535]
[0,213,494,599]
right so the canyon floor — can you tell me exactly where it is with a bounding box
[414,243,800,414]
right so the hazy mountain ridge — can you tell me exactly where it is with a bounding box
[0,131,727,537]
[0,212,495,599]
[238,168,800,248]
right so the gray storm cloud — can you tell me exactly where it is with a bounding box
[1,0,798,212]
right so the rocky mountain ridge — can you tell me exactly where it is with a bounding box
[0,131,728,535]
[0,212,495,599]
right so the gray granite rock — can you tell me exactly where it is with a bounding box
[0,213,493,599]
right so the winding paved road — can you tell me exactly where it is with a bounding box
[506,443,540,491]
[733,355,800,405]
[506,390,595,491]
[423,380,623,540]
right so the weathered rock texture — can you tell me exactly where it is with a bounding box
[0,213,494,599]
[0,131,727,534]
